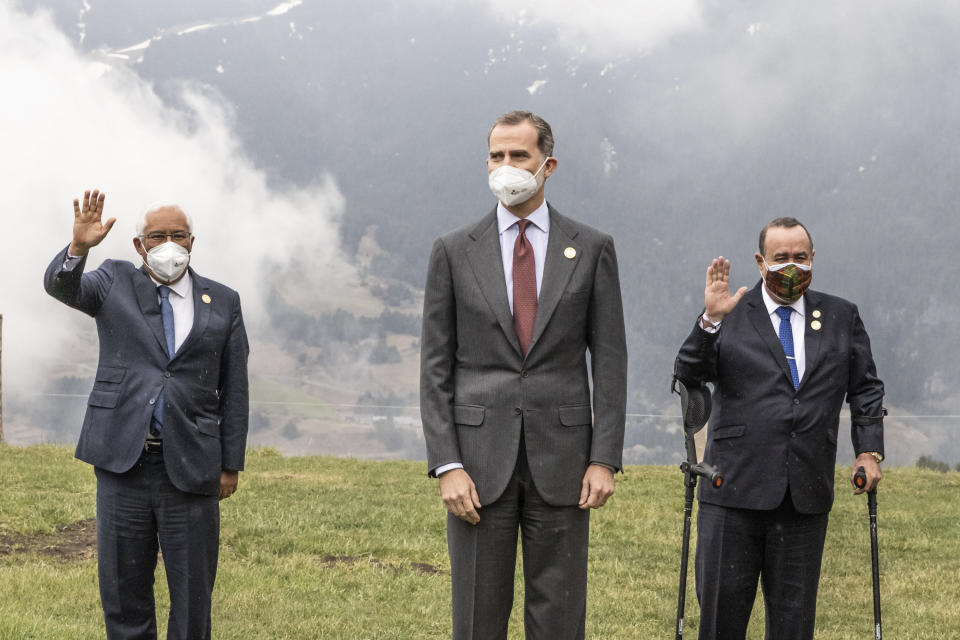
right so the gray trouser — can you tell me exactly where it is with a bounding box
[447,444,590,640]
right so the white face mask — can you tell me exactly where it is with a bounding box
[145,241,190,283]
[762,258,812,273]
[488,157,550,206]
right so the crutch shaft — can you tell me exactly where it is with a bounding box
[868,490,882,639]
[676,481,695,640]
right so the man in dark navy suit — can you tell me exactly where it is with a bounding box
[675,217,885,640]
[45,189,249,640]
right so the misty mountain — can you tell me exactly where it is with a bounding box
[10,0,960,465]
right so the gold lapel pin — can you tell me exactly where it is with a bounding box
[812,309,822,318]
[201,294,212,304]
[811,320,822,331]
[563,247,577,259]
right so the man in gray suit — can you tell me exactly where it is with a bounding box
[44,189,249,640]
[420,111,628,639]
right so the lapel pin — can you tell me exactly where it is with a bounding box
[201,294,212,304]
[812,309,822,318]
[563,247,577,259]
[811,319,822,331]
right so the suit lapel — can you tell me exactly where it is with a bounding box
[798,290,823,390]
[173,270,211,360]
[465,210,522,357]
[744,284,796,387]
[136,266,170,355]
[529,207,580,355]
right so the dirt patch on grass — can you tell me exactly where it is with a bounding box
[321,554,445,575]
[0,519,97,561]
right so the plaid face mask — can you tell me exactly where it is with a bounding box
[763,260,812,302]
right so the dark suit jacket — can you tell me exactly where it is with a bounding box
[675,282,884,514]
[44,246,249,496]
[420,204,628,507]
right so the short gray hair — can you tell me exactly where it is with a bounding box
[488,110,555,157]
[136,202,194,237]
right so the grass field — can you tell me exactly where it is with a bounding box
[1,444,958,639]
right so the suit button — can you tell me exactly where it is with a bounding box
[521,370,529,378]
[164,371,171,378]
[793,398,800,405]
[791,432,797,438]
[514,407,522,415]
[149,398,156,405]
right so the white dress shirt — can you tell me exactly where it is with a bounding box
[497,201,550,314]
[760,285,806,383]
[150,272,195,354]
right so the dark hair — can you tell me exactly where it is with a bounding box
[759,217,813,256]
[488,110,555,157]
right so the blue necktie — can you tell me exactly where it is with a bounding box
[776,306,800,390]
[150,286,175,435]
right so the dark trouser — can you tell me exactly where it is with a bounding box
[95,450,220,640]
[447,444,590,640]
[695,491,829,640]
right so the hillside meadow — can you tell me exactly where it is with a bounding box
[0,444,958,638]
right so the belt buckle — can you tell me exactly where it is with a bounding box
[144,439,163,454]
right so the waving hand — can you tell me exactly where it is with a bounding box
[704,256,747,323]
[70,189,116,256]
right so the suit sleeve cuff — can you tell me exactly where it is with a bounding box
[589,461,619,473]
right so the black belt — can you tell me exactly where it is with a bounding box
[144,439,163,454]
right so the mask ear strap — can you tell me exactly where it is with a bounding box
[535,156,550,176]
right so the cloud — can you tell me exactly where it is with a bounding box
[0,4,347,401]
[474,0,703,58]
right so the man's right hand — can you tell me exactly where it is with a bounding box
[703,256,748,325]
[70,189,115,256]
[439,468,482,525]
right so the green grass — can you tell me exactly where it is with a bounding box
[1,443,958,638]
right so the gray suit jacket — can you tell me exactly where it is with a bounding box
[44,246,250,496]
[420,204,627,506]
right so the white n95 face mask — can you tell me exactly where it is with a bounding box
[146,242,190,283]
[488,157,550,206]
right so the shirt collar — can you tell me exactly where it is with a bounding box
[496,200,550,235]
[761,283,805,317]
[151,271,193,299]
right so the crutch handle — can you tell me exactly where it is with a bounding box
[854,466,867,490]
[690,462,723,488]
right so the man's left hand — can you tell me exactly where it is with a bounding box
[219,470,239,500]
[850,454,882,494]
[578,464,615,510]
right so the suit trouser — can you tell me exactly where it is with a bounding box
[95,450,219,640]
[694,490,829,640]
[447,444,590,640]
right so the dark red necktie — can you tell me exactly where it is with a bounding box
[513,219,537,356]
